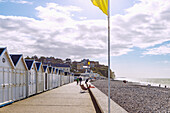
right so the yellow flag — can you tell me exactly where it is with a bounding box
[88,62,90,65]
[91,0,108,15]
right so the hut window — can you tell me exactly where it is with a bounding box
[2,58,5,63]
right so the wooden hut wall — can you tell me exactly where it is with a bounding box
[0,49,14,105]
[48,67,52,90]
[36,63,44,93]
[13,56,27,100]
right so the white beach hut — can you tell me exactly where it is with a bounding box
[35,62,44,93]
[70,73,74,83]
[48,66,53,89]
[63,75,68,84]
[59,70,64,86]
[56,69,60,87]
[43,65,49,91]
[10,54,28,101]
[0,47,15,106]
[25,59,37,97]
[52,67,57,88]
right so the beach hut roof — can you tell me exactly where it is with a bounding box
[56,69,58,73]
[10,54,28,70]
[53,67,55,72]
[35,62,42,72]
[59,69,64,72]
[48,66,52,73]
[0,48,6,56]
[10,54,22,66]
[43,65,48,72]
[25,59,35,70]
[0,47,15,69]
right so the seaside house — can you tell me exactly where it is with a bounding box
[0,47,15,106]
[77,62,84,70]
[88,61,99,68]
[10,54,28,101]
[64,58,72,65]
[25,59,37,97]
[35,62,44,93]
[43,65,49,91]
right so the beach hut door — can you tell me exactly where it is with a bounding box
[45,73,47,90]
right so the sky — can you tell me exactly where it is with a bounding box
[0,0,170,78]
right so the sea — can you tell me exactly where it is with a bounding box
[115,77,170,88]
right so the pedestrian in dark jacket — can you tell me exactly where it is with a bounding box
[85,78,89,84]
[79,77,82,85]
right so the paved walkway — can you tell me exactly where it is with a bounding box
[0,82,96,113]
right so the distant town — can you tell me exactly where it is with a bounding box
[25,55,115,79]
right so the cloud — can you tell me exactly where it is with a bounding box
[1,0,170,60]
[79,17,87,20]
[143,44,170,55]
[0,0,33,4]
[0,3,108,60]
[13,0,33,4]
[111,0,170,49]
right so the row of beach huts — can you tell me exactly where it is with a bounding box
[0,47,84,107]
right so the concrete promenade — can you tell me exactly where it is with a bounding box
[0,82,96,113]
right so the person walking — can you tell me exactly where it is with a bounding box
[85,78,89,88]
[85,78,89,84]
[79,77,82,85]
[76,77,79,85]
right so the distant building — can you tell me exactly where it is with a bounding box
[89,61,99,68]
[43,58,52,64]
[71,59,99,72]
[77,62,84,70]
[64,58,72,65]
[81,59,90,66]
[54,64,70,76]
[42,57,63,64]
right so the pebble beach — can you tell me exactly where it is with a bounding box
[92,80,170,113]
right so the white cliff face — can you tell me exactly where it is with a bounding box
[111,72,116,79]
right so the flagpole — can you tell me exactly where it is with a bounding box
[108,0,111,112]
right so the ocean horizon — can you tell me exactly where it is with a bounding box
[115,77,170,88]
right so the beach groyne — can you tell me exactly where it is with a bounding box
[91,80,170,113]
